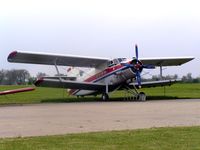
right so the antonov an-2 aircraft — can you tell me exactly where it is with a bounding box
[7,45,194,101]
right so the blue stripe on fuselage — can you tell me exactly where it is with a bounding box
[72,66,130,95]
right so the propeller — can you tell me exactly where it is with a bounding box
[121,44,155,88]
[134,44,142,88]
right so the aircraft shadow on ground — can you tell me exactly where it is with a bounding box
[41,96,190,103]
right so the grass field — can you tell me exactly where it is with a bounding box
[0,126,200,150]
[0,83,200,104]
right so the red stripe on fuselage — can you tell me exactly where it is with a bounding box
[85,64,123,82]
[69,64,124,95]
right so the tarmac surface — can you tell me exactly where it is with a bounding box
[1,99,200,138]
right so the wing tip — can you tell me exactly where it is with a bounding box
[7,51,18,62]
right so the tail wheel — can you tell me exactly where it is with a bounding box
[137,92,146,101]
[102,93,109,101]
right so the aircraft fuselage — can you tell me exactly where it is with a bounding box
[69,59,136,96]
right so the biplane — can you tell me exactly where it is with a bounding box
[8,45,194,101]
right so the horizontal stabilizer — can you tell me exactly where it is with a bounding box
[0,87,35,95]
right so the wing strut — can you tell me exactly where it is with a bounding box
[160,64,163,80]
[54,58,62,82]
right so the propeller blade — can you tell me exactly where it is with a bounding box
[135,44,139,61]
[142,64,155,69]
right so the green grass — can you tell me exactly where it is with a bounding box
[0,85,71,104]
[144,83,200,98]
[0,83,200,105]
[1,126,200,150]
[1,85,200,149]
[113,83,200,99]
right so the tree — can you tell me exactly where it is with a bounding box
[182,73,193,83]
[0,69,5,84]
[16,69,30,84]
[36,72,47,78]
[28,77,36,85]
[0,69,30,85]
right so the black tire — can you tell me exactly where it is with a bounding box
[101,93,109,101]
[137,92,146,101]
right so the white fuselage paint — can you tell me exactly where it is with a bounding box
[71,64,136,96]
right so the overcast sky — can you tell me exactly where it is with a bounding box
[1,0,200,77]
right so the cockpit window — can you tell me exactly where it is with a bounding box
[108,58,126,67]
[131,58,137,64]
[118,58,126,62]
[108,60,114,67]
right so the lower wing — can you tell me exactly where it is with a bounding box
[34,78,180,92]
[127,79,180,89]
[35,78,107,91]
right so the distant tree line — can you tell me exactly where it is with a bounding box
[142,73,200,83]
[181,73,200,83]
[0,69,34,85]
[0,70,51,85]
[0,69,200,85]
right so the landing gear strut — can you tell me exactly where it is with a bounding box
[123,84,146,101]
[101,80,109,101]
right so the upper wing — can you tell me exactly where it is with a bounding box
[8,51,194,68]
[8,51,110,68]
[140,57,194,66]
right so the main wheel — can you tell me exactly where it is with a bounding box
[137,92,146,101]
[101,93,109,101]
